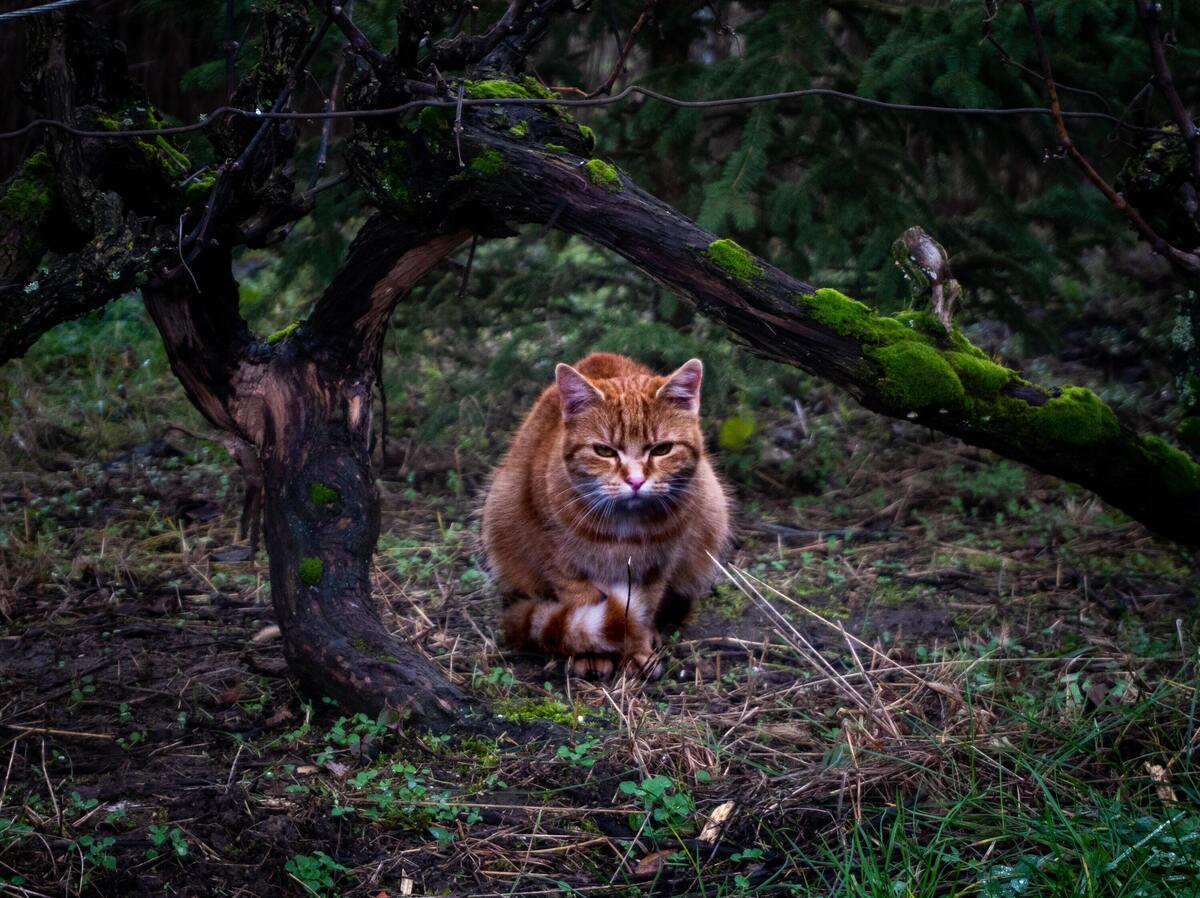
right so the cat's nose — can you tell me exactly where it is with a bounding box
[626,476,646,493]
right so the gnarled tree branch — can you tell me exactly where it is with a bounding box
[346,107,1200,546]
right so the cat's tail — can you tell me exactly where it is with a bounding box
[504,597,665,678]
[502,596,627,656]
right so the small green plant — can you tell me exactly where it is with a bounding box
[618,775,696,839]
[146,823,189,859]
[557,737,601,768]
[74,834,118,879]
[285,851,348,897]
[314,712,389,763]
[69,674,97,705]
[338,760,481,843]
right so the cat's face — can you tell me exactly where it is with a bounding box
[555,359,705,514]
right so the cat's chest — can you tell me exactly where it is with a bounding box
[565,540,671,587]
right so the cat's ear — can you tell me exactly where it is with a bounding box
[656,358,703,415]
[556,363,604,421]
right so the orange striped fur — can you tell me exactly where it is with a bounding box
[482,352,731,676]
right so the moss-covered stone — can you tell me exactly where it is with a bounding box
[584,158,620,190]
[872,341,965,409]
[469,148,507,176]
[308,482,339,507]
[1141,435,1200,494]
[298,557,324,587]
[702,239,762,283]
[266,321,300,344]
[1179,416,1200,455]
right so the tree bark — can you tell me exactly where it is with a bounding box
[141,230,476,727]
[255,352,469,728]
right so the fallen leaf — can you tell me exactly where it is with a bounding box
[699,800,736,843]
[252,624,281,644]
[322,760,349,778]
[1145,762,1177,803]
[635,850,675,876]
[214,684,251,706]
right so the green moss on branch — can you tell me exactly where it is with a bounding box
[702,239,762,283]
[266,321,300,344]
[1141,435,1200,494]
[578,124,596,152]
[796,289,1134,455]
[1,172,51,222]
[464,78,550,101]
[584,159,620,190]
[308,482,340,507]
[469,149,507,176]
[184,172,216,203]
[872,341,964,409]
[298,557,324,587]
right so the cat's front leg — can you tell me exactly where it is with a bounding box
[598,578,666,678]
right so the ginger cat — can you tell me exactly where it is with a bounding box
[482,352,730,677]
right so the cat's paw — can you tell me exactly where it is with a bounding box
[567,653,616,680]
[623,650,665,681]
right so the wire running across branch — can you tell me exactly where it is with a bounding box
[0,83,1163,144]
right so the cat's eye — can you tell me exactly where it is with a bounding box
[649,442,674,457]
[593,444,617,458]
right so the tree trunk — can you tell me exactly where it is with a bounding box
[140,231,475,728]
[256,350,469,727]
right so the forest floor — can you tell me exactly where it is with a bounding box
[2,386,1199,898]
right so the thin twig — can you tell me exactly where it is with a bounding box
[185,14,335,252]
[320,0,387,69]
[177,213,200,293]
[454,81,467,168]
[1132,0,1200,184]
[0,0,83,22]
[1020,0,1200,276]
[457,233,479,301]
[223,0,238,101]
[587,0,655,98]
